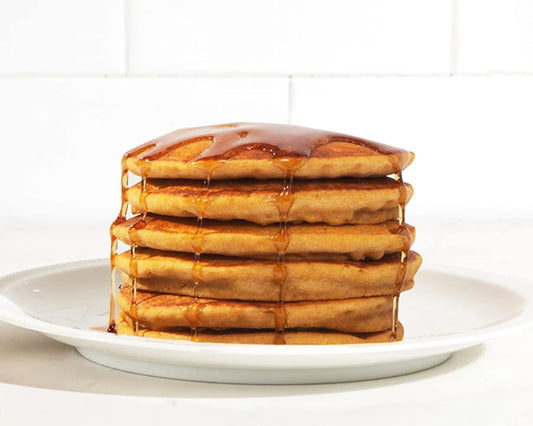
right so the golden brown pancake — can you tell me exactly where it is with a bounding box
[109,123,419,345]
[117,284,397,334]
[116,313,403,344]
[116,250,421,301]
[124,123,414,179]
[112,215,415,260]
[127,177,413,225]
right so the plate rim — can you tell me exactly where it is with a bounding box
[1,258,532,360]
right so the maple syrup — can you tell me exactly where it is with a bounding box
[186,174,212,340]
[124,123,403,166]
[268,159,305,344]
[389,172,412,340]
[108,158,129,334]
[108,156,150,335]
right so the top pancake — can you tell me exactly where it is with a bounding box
[124,123,414,179]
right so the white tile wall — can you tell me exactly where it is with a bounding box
[0,77,288,221]
[456,0,533,73]
[0,0,125,74]
[127,0,452,75]
[0,0,532,225]
[292,76,533,217]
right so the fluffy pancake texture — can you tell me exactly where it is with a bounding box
[117,284,393,333]
[112,215,415,260]
[127,178,413,225]
[116,313,403,345]
[116,250,421,302]
[110,123,420,344]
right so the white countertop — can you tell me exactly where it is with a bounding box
[1,216,532,425]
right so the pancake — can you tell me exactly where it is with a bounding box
[116,250,422,301]
[112,215,415,260]
[117,284,395,334]
[124,123,414,179]
[115,313,403,344]
[127,177,413,225]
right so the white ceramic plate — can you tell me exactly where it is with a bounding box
[0,259,532,384]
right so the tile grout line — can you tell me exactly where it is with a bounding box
[1,72,533,79]
[0,73,449,79]
[123,0,129,76]
[287,75,293,124]
[450,0,459,76]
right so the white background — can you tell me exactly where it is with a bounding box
[0,1,532,425]
[1,0,532,228]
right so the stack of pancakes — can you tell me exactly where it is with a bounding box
[109,123,421,344]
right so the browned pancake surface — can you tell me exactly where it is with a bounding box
[117,285,395,334]
[127,177,413,225]
[116,250,421,301]
[113,215,415,260]
[116,313,403,344]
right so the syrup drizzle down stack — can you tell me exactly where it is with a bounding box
[186,173,213,339]
[269,158,304,344]
[390,171,412,339]
[109,158,150,335]
[108,123,414,342]
[107,158,129,334]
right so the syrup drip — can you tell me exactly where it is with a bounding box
[269,158,305,344]
[272,220,289,344]
[107,158,129,334]
[107,225,118,334]
[390,172,412,340]
[127,176,149,335]
[186,174,212,340]
[108,154,151,335]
